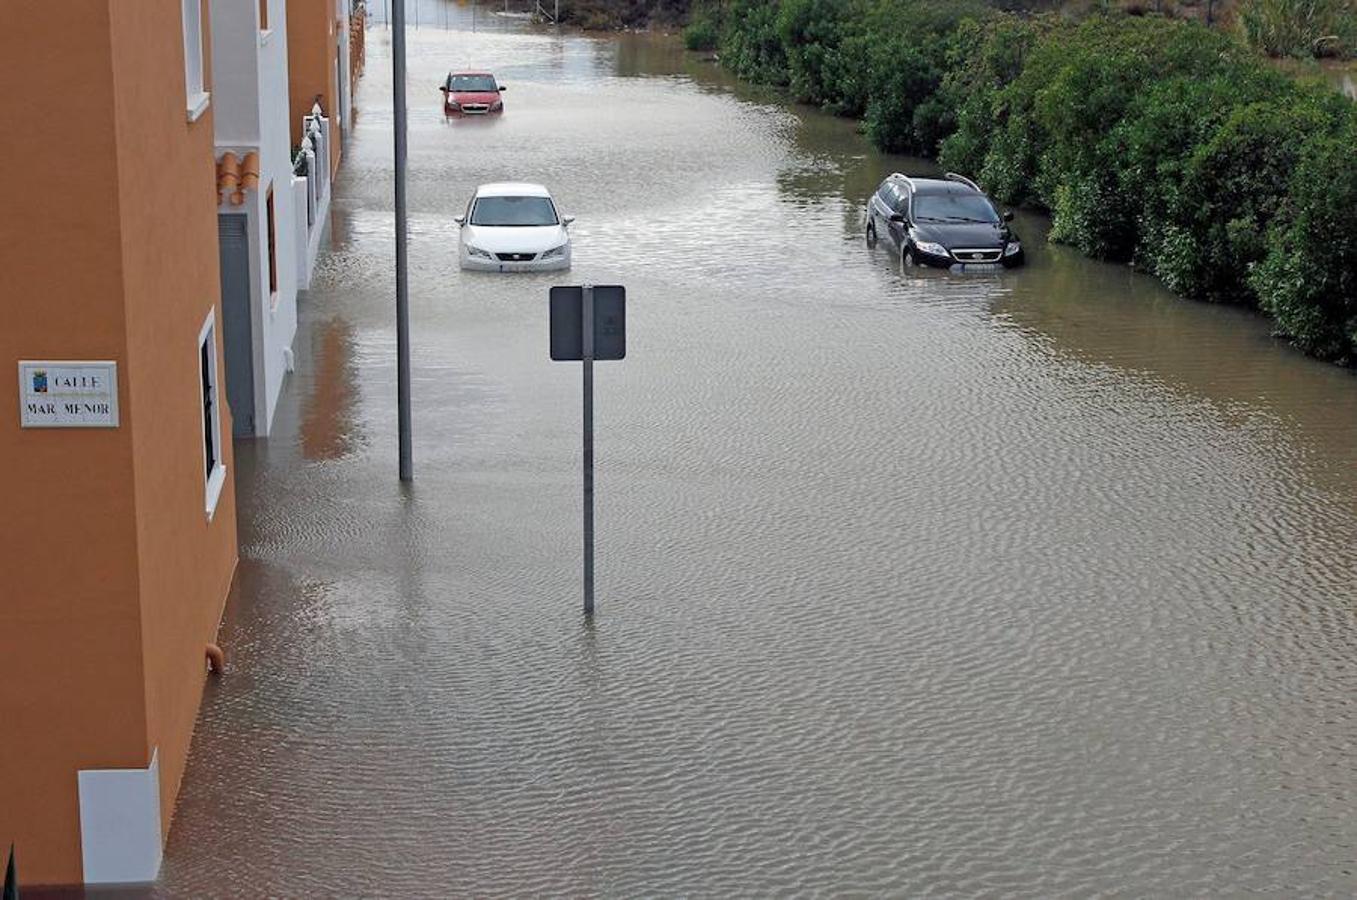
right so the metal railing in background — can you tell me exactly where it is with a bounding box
[302,106,330,201]
[291,106,331,234]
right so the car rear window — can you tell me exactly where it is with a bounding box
[470,196,558,226]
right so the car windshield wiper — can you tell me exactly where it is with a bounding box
[941,216,996,224]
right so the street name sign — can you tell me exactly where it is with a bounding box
[17,361,119,428]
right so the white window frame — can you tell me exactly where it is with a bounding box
[198,311,227,519]
[182,0,210,122]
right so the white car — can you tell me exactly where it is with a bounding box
[456,182,573,272]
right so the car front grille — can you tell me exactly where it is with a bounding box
[461,104,490,113]
[496,252,537,262]
[951,248,1003,263]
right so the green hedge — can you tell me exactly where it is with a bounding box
[713,3,1357,364]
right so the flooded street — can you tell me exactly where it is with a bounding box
[152,12,1357,896]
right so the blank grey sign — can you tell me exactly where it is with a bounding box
[549,285,626,361]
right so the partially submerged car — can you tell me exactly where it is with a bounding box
[867,172,1023,269]
[456,183,573,272]
[440,72,505,116]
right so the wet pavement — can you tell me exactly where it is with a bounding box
[133,10,1357,896]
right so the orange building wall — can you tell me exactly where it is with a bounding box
[287,0,343,175]
[106,0,239,845]
[0,0,237,885]
[0,1,150,886]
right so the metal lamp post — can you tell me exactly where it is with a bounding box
[393,0,413,481]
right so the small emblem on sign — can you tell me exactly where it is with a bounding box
[32,371,48,393]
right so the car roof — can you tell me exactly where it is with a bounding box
[889,175,978,196]
[449,71,496,77]
[475,182,552,198]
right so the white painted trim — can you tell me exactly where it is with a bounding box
[291,176,311,289]
[182,0,206,108]
[78,749,163,885]
[197,311,215,346]
[197,310,227,518]
[205,462,227,519]
[214,140,261,156]
[186,90,212,123]
[305,185,332,279]
[259,27,274,46]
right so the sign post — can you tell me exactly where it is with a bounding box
[550,285,626,616]
[581,286,595,614]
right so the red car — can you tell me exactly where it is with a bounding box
[440,72,506,116]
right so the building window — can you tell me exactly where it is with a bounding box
[266,186,278,297]
[259,0,269,30]
[182,0,210,121]
[198,312,227,517]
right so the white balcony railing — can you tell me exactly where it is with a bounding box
[292,107,332,290]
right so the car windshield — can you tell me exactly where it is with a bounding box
[450,75,498,92]
[470,196,558,227]
[913,193,1000,224]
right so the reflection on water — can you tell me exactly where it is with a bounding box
[301,319,362,461]
[144,17,1357,898]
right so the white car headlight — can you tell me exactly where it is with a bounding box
[466,245,493,259]
[541,244,567,259]
[1003,241,1022,256]
[915,241,948,257]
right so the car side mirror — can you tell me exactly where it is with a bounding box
[562,216,575,226]
[1003,211,1014,222]
[454,215,465,226]
[889,214,905,224]
[440,85,448,92]
[498,85,507,92]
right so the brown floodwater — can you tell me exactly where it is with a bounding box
[58,9,1357,897]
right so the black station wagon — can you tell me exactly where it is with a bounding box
[867,173,1024,269]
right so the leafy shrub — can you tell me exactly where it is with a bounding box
[1114,68,1285,269]
[1250,119,1357,361]
[857,0,990,152]
[863,43,945,152]
[938,17,1047,177]
[684,14,721,50]
[776,0,861,105]
[980,17,1240,210]
[722,0,790,84]
[1155,96,1342,301]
